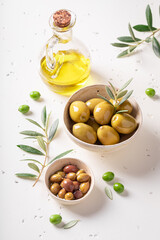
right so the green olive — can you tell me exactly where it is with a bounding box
[76,169,85,176]
[102,172,114,182]
[18,105,30,114]
[58,188,66,199]
[111,113,137,134]
[110,99,133,114]
[30,91,41,100]
[66,172,76,181]
[93,102,114,125]
[72,123,97,144]
[80,182,90,194]
[50,174,63,183]
[49,214,62,224]
[97,125,120,145]
[86,98,105,113]
[69,101,90,123]
[50,183,61,195]
[145,88,155,97]
[113,183,124,193]
[86,116,100,132]
[65,192,74,200]
[77,173,90,182]
[56,171,65,178]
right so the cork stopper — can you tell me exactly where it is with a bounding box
[53,10,71,28]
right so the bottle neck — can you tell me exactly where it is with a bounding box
[53,29,72,43]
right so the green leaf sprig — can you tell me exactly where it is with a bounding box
[98,78,133,112]
[111,5,160,58]
[16,106,73,186]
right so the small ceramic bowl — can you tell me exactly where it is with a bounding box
[63,84,142,152]
[45,157,94,205]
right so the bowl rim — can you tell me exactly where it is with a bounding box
[63,84,143,149]
[45,157,95,204]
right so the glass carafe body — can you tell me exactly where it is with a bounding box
[40,10,90,96]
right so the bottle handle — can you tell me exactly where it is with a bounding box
[46,35,58,69]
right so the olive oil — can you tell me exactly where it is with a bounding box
[40,50,90,95]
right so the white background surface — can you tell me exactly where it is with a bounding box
[0,0,160,239]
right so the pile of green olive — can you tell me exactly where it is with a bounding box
[69,98,138,145]
[49,164,91,200]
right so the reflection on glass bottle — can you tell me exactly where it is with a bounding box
[40,9,91,96]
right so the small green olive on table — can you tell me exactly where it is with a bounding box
[49,214,62,224]
[18,105,30,114]
[30,91,41,100]
[102,171,114,182]
[113,183,124,193]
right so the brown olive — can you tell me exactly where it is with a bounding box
[56,171,65,178]
[80,182,90,194]
[50,174,63,183]
[74,190,83,199]
[50,183,61,195]
[62,179,74,192]
[76,169,85,176]
[58,188,66,199]
[63,165,79,173]
[73,181,80,190]
[69,101,90,123]
[77,173,90,183]
[66,172,76,181]
[65,192,74,200]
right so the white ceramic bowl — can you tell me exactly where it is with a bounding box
[63,84,143,152]
[45,157,94,205]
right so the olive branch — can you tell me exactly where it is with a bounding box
[111,5,160,58]
[15,106,73,187]
[98,79,133,113]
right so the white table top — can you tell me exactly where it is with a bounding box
[1,0,160,239]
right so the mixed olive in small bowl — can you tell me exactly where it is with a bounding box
[64,84,142,152]
[45,158,94,205]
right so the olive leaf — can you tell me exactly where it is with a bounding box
[41,106,47,127]
[28,163,40,173]
[17,145,45,155]
[117,36,141,43]
[20,159,42,165]
[63,220,79,229]
[118,90,133,106]
[24,136,37,140]
[46,112,51,132]
[152,37,160,58]
[117,90,128,99]
[146,5,153,31]
[26,118,43,130]
[111,43,130,47]
[37,136,46,152]
[108,81,116,95]
[128,23,136,41]
[15,173,37,179]
[47,149,73,165]
[117,46,136,58]
[20,131,44,137]
[133,24,156,32]
[105,86,115,100]
[105,186,113,200]
[48,119,59,141]
[116,110,129,114]
[97,94,114,106]
[118,78,133,92]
